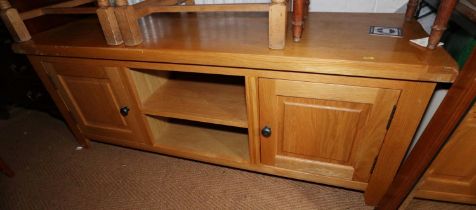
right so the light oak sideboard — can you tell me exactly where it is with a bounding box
[11,12,458,206]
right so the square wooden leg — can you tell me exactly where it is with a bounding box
[269,0,287,49]
[97,7,123,45]
[114,2,143,46]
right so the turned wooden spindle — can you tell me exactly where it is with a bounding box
[114,0,143,46]
[292,0,310,42]
[0,0,31,42]
[292,0,304,42]
[97,0,123,45]
[405,0,420,21]
[269,0,287,49]
[427,0,457,49]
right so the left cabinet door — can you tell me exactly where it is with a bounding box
[38,58,149,145]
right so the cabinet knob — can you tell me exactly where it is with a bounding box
[120,106,130,116]
[261,126,272,138]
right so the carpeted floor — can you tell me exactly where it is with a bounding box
[0,109,475,209]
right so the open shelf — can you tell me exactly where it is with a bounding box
[129,70,248,128]
[147,116,250,163]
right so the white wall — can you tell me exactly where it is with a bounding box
[195,0,269,3]
[129,0,409,13]
[195,0,408,13]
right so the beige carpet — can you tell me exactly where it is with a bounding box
[0,109,475,209]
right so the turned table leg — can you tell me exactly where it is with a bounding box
[114,0,143,46]
[427,0,457,49]
[405,0,420,21]
[292,0,304,42]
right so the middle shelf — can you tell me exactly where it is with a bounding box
[147,116,250,163]
[129,69,248,128]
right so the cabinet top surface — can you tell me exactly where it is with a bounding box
[13,12,458,82]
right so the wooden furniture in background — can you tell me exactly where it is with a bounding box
[0,0,31,42]
[456,0,476,22]
[376,49,476,209]
[414,101,476,205]
[0,0,290,49]
[9,12,458,206]
[114,0,288,49]
[97,0,122,45]
[291,0,309,42]
[292,0,458,49]
[406,0,458,49]
[0,0,124,45]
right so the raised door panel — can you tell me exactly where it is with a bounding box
[42,61,148,144]
[280,98,370,164]
[60,76,127,129]
[259,78,400,182]
[417,103,476,204]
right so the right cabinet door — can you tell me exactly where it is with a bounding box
[259,78,400,183]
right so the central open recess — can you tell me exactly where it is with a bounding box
[128,68,250,163]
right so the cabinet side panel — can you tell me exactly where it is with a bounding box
[415,103,476,204]
[364,82,436,205]
[26,56,90,147]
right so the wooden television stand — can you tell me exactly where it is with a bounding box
[11,12,458,206]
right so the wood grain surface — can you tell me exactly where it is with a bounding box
[376,49,476,209]
[12,12,458,82]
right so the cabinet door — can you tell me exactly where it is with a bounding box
[259,78,400,182]
[42,60,148,144]
[416,104,476,204]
